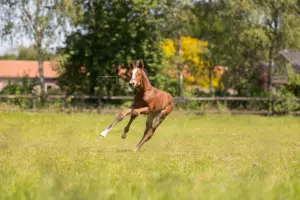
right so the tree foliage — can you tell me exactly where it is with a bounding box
[0,46,54,60]
[161,36,225,90]
[58,0,168,96]
[193,0,300,96]
[0,0,75,102]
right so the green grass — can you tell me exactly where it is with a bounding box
[0,111,300,200]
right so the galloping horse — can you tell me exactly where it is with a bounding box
[100,59,174,152]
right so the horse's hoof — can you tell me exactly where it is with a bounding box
[132,148,138,153]
[99,135,105,139]
[121,134,127,139]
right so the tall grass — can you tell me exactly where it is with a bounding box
[0,112,300,199]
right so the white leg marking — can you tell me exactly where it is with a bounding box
[100,128,111,138]
[100,122,115,138]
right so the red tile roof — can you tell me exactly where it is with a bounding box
[0,60,58,78]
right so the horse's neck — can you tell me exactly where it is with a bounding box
[140,70,152,92]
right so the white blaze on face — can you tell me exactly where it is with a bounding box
[130,68,138,86]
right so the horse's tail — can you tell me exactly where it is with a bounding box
[173,97,188,104]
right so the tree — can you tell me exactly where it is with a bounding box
[0,0,75,102]
[157,0,196,97]
[161,36,224,93]
[253,0,300,113]
[0,45,55,60]
[193,0,300,99]
[58,0,166,97]
[0,53,18,60]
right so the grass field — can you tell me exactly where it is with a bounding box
[0,111,300,200]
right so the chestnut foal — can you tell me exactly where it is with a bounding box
[100,59,174,152]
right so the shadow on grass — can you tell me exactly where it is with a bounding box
[116,149,135,153]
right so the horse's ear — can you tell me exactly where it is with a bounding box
[129,60,135,69]
[138,59,144,69]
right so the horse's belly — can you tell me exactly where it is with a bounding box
[148,94,168,112]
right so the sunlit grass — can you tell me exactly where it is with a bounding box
[0,112,300,199]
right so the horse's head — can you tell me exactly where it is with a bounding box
[129,59,145,88]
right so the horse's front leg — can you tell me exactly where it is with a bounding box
[100,109,132,138]
[121,107,150,139]
[131,107,150,116]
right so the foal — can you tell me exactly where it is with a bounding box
[100,59,174,152]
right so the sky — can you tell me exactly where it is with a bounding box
[0,44,9,55]
[0,5,69,56]
[0,37,32,55]
[0,31,67,56]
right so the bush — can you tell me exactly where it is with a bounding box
[286,64,300,98]
[0,77,35,109]
[273,86,300,114]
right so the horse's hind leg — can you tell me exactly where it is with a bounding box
[134,100,173,152]
[134,113,163,152]
[134,113,155,150]
[134,105,173,152]
[100,109,132,138]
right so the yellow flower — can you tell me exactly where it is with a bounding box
[161,39,176,58]
[161,36,225,89]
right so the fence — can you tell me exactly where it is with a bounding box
[1,95,300,115]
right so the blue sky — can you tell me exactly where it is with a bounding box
[0,37,32,55]
[0,12,69,56]
[0,33,66,55]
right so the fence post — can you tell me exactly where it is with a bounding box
[64,95,68,109]
[268,94,274,116]
[32,94,37,110]
[97,95,103,109]
[287,97,291,116]
[271,97,275,115]
[224,95,228,109]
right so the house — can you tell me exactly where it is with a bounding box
[280,50,300,73]
[0,60,59,92]
[259,50,300,89]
